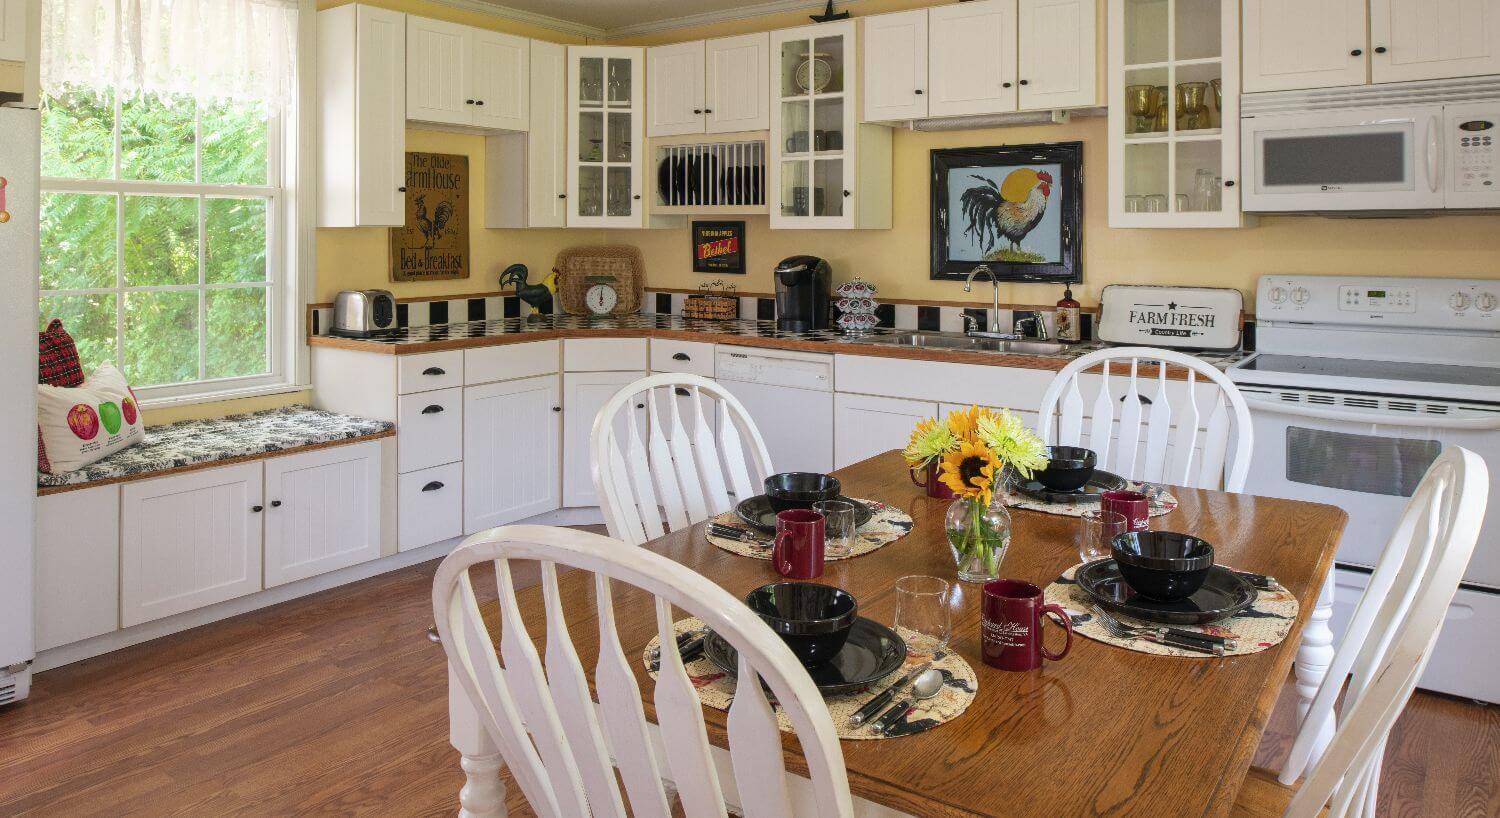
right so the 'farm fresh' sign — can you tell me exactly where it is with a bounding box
[1097,286,1243,350]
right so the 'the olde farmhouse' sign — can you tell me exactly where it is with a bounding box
[391,152,470,282]
[1096,285,1243,351]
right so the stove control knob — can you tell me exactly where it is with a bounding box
[1450,292,1473,311]
[1290,287,1310,305]
[1478,292,1498,312]
[1267,286,1287,304]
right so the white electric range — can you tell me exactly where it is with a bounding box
[1228,275,1500,703]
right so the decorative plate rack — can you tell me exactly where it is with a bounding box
[652,137,768,215]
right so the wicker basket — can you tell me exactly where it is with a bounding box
[552,245,645,315]
[681,295,739,320]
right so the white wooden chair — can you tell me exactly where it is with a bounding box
[432,524,855,817]
[1036,346,1254,492]
[591,373,774,546]
[1234,446,1488,818]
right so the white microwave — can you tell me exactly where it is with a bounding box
[1241,96,1500,212]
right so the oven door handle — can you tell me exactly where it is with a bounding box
[1243,394,1500,430]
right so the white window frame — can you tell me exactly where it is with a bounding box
[38,0,314,409]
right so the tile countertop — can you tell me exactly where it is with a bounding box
[307,314,1248,373]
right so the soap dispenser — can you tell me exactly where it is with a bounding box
[1055,286,1081,343]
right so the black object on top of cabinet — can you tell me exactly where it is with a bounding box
[774,255,832,332]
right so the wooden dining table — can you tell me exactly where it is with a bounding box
[446,450,1348,817]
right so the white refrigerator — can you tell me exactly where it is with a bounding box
[0,104,39,705]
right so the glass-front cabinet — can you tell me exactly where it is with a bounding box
[1107,0,1243,228]
[770,21,889,230]
[568,46,645,227]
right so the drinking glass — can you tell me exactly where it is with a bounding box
[1151,86,1170,131]
[893,575,952,660]
[1078,509,1128,564]
[1175,193,1191,212]
[1124,84,1157,134]
[814,499,857,558]
[1175,82,1210,130]
[1194,169,1218,212]
[1144,194,1168,213]
[1124,194,1145,213]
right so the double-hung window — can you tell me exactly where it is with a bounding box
[39,0,308,403]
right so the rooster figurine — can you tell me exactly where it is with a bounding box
[498,263,557,321]
[959,168,1053,261]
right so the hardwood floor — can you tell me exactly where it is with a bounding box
[1,550,1494,817]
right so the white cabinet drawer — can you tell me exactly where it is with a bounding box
[398,387,463,472]
[398,350,464,393]
[834,354,1055,413]
[563,338,649,372]
[465,339,559,385]
[399,462,463,550]
[650,339,715,377]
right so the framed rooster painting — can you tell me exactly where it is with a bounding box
[930,142,1081,283]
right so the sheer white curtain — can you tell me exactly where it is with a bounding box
[40,0,299,107]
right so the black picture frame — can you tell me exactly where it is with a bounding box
[930,142,1082,283]
[690,220,747,274]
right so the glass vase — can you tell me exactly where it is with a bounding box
[944,493,1012,583]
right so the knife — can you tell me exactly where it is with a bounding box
[709,524,769,544]
[1157,626,1236,650]
[1234,570,1276,590]
[1139,631,1225,656]
[848,661,932,727]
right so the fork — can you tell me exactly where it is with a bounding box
[1092,605,1237,650]
[1092,606,1226,656]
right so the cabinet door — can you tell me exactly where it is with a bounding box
[771,21,858,229]
[562,371,647,507]
[648,41,706,136]
[472,30,530,131]
[406,16,472,126]
[928,0,1019,117]
[530,39,569,226]
[706,33,770,133]
[862,10,928,121]
[356,5,407,226]
[464,375,563,531]
[0,0,24,62]
[834,393,938,470]
[263,442,382,588]
[121,463,263,627]
[569,46,645,227]
[1242,0,1367,92]
[1372,0,1500,83]
[36,486,120,651]
[1018,0,1097,110]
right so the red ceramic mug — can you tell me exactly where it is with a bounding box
[773,509,825,579]
[909,459,957,499]
[981,579,1074,671]
[1100,489,1150,532]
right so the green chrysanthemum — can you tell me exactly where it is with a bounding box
[975,409,1049,479]
[902,417,958,468]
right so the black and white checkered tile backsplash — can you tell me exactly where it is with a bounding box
[310,294,544,336]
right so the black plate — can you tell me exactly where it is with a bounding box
[702,617,907,695]
[1013,469,1129,505]
[735,494,873,534]
[1076,559,1257,625]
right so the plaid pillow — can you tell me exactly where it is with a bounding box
[38,319,85,473]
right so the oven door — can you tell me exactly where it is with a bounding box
[1239,387,1500,590]
[1241,105,1445,211]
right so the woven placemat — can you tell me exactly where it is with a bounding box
[643,617,977,740]
[1004,482,1178,519]
[1044,564,1300,658]
[705,499,913,561]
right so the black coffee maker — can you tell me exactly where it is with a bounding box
[773,255,832,332]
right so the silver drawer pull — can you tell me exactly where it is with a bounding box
[422,481,445,492]
[422,366,446,376]
[672,352,691,361]
[421,405,445,414]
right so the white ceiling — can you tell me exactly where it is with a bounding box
[479,0,858,36]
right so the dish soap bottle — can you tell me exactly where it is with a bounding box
[1055,285,1081,344]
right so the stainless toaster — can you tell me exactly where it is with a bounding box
[331,289,397,337]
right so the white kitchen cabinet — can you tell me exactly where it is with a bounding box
[1242,0,1368,92]
[1018,0,1098,110]
[706,33,770,133]
[834,393,938,470]
[1371,0,1500,83]
[399,462,463,550]
[564,337,649,371]
[568,46,647,227]
[0,0,25,62]
[471,29,530,131]
[263,442,382,588]
[650,339,716,377]
[35,486,120,651]
[317,4,407,228]
[928,1,1019,118]
[862,9,929,121]
[406,18,529,130]
[464,375,563,530]
[487,39,568,228]
[648,41,707,137]
[397,387,464,473]
[121,463,264,627]
[771,21,893,229]
[562,370,647,507]
[1108,0,1244,228]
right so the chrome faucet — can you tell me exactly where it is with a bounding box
[1014,313,1051,341]
[962,265,1011,338]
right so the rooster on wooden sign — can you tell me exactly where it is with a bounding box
[959,167,1053,262]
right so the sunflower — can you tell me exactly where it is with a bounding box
[946,405,983,439]
[903,417,957,468]
[938,439,1002,504]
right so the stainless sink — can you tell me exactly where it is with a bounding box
[861,333,1068,356]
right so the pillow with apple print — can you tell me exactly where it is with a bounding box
[37,362,144,474]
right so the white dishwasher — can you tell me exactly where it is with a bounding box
[716,347,834,474]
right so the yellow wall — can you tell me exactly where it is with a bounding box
[0,60,22,94]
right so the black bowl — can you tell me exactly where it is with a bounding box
[1112,531,1216,601]
[744,582,858,667]
[764,472,842,512]
[1035,446,1098,492]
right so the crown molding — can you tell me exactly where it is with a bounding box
[606,0,873,38]
[423,0,607,38]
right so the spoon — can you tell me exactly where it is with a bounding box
[873,667,944,735]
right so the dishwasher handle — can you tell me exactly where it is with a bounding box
[1243,394,1500,430]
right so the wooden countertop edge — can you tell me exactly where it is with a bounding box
[307,328,1230,379]
[36,428,396,497]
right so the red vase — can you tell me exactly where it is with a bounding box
[910,460,956,499]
